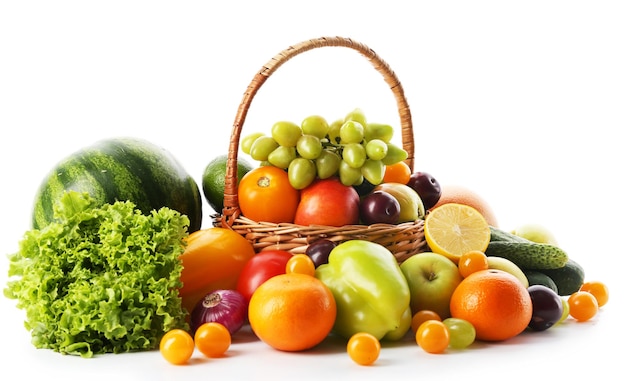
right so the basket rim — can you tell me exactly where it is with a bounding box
[221,36,414,228]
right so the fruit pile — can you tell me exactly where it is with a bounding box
[3,108,610,367]
[173,108,610,366]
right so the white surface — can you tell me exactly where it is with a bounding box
[1,1,624,379]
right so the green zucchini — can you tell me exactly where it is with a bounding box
[524,270,559,294]
[539,259,585,296]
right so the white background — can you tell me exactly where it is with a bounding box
[1,1,624,379]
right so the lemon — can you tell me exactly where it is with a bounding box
[424,203,491,263]
[202,154,254,214]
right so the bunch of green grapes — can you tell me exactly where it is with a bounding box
[240,108,408,190]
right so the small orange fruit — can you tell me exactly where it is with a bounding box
[458,250,489,278]
[432,184,499,227]
[347,332,381,366]
[383,161,412,184]
[415,320,450,354]
[411,309,442,333]
[248,273,336,352]
[450,269,532,341]
[579,280,609,307]
[568,291,599,322]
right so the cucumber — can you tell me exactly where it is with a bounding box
[489,226,529,243]
[524,270,559,294]
[539,259,585,296]
[485,241,568,270]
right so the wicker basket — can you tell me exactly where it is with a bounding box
[213,36,428,263]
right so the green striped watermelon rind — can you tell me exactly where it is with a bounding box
[32,137,203,233]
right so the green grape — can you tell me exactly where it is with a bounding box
[364,123,394,143]
[339,160,363,186]
[271,121,302,147]
[316,149,341,179]
[301,115,329,139]
[288,158,316,190]
[296,134,323,160]
[328,119,343,144]
[250,136,279,161]
[365,139,388,160]
[381,143,408,165]
[344,108,367,127]
[339,120,365,144]
[241,132,265,155]
[342,143,366,168]
[361,159,385,185]
[267,145,296,169]
[442,318,476,350]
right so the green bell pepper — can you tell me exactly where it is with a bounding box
[315,240,412,341]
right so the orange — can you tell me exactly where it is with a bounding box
[424,203,491,263]
[383,161,411,184]
[432,184,499,227]
[248,273,336,352]
[450,269,532,341]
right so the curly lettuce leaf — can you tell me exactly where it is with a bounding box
[4,191,190,358]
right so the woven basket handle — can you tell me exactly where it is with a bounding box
[222,36,414,227]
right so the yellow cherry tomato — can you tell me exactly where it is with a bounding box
[568,291,599,322]
[347,332,381,366]
[416,320,450,354]
[285,254,316,276]
[194,322,231,358]
[160,329,194,365]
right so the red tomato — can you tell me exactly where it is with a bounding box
[236,250,294,303]
[238,166,300,223]
[294,177,360,226]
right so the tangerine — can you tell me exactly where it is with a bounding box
[248,273,336,352]
[432,184,499,227]
[450,269,532,341]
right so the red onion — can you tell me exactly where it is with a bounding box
[190,289,247,335]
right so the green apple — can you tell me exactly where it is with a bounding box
[486,256,529,288]
[400,252,462,319]
[511,223,558,246]
[373,183,425,222]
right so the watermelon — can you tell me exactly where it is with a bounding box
[32,137,203,232]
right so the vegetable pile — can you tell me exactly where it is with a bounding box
[4,191,190,358]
